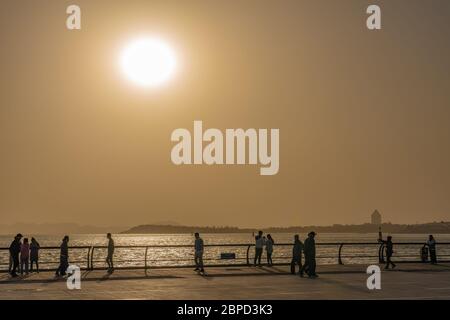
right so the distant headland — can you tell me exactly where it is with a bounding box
[121,221,450,234]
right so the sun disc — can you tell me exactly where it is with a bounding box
[120,38,177,87]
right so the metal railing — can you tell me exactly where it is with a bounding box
[1,242,450,273]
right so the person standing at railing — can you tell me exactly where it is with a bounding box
[194,232,205,273]
[266,234,274,266]
[426,235,437,264]
[106,233,115,273]
[20,238,30,275]
[55,236,69,277]
[379,235,396,269]
[291,234,303,276]
[30,238,40,273]
[254,230,265,267]
[9,233,22,278]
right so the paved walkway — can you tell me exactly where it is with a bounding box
[1,263,450,299]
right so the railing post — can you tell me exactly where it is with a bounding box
[338,243,344,265]
[246,245,252,266]
[378,243,385,263]
[144,246,149,276]
[86,247,92,270]
[90,246,95,270]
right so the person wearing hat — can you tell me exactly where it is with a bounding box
[9,233,23,277]
[302,231,318,278]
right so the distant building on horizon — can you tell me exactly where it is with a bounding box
[371,210,382,225]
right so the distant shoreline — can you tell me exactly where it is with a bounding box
[121,221,450,234]
[2,221,450,236]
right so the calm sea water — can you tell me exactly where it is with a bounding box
[1,233,449,270]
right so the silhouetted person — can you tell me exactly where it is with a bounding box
[379,235,396,269]
[266,234,274,266]
[194,232,204,273]
[30,238,40,273]
[9,234,22,277]
[302,231,318,278]
[55,236,69,276]
[421,244,429,262]
[20,238,30,275]
[291,234,304,276]
[427,235,437,264]
[106,233,115,273]
[254,231,265,267]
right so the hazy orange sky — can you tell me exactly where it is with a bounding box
[1,0,449,228]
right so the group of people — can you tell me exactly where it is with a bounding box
[253,231,275,267]
[8,233,115,278]
[253,230,318,278]
[8,232,439,277]
[8,234,40,277]
[290,232,318,278]
[379,234,438,269]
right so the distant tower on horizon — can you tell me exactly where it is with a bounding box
[371,210,382,225]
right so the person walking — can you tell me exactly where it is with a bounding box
[303,231,318,278]
[379,235,396,269]
[291,234,304,276]
[30,237,40,273]
[194,232,205,273]
[55,236,69,277]
[8,234,22,277]
[106,233,115,273]
[266,234,274,266]
[20,238,30,275]
[254,231,265,267]
[427,235,437,264]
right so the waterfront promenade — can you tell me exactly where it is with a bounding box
[1,263,450,299]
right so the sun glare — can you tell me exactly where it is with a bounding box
[120,37,177,87]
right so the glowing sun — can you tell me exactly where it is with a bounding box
[120,37,177,87]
